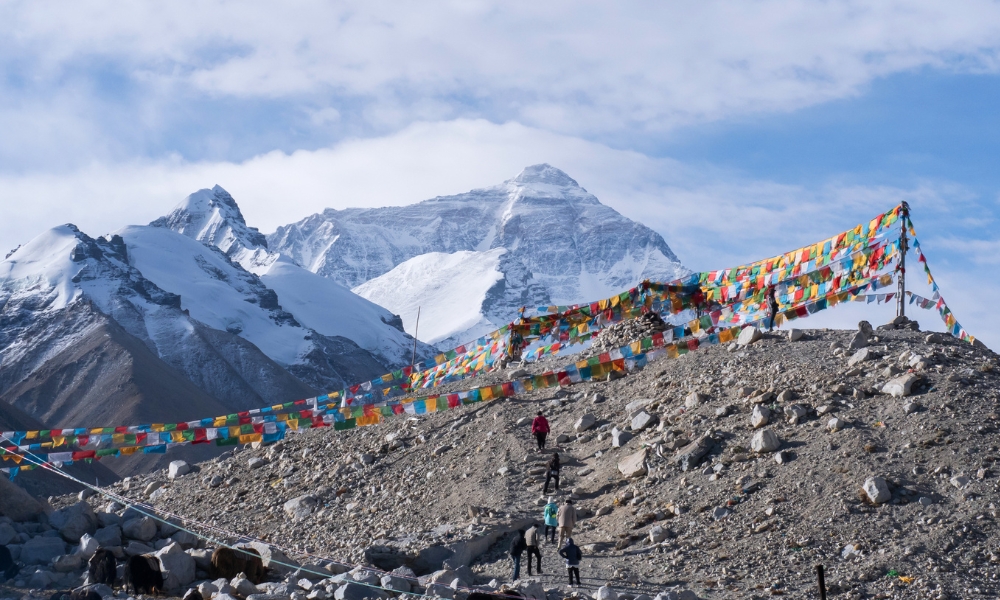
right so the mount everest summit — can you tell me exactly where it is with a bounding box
[0,164,686,477]
[273,164,689,347]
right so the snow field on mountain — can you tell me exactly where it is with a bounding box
[261,256,416,366]
[353,248,507,348]
[0,226,84,311]
[120,225,312,367]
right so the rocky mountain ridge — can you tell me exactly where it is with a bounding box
[4,318,998,600]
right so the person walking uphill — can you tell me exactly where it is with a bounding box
[524,523,542,575]
[509,529,527,581]
[543,452,560,494]
[543,497,558,543]
[557,498,577,548]
[531,412,550,450]
[558,538,583,586]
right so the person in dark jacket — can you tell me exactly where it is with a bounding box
[531,412,550,450]
[558,538,582,586]
[543,452,560,494]
[765,284,779,331]
[509,529,527,581]
[524,523,542,575]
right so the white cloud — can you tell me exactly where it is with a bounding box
[3,1,1000,143]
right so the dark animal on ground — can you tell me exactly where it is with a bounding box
[210,546,266,584]
[467,591,525,600]
[88,549,117,585]
[0,545,17,580]
[123,554,163,595]
[182,589,204,600]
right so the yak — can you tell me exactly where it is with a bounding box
[123,554,164,595]
[87,549,117,586]
[210,547,266,584]
[0,545,17,580]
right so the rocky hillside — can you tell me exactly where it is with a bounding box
[3,320,999,600]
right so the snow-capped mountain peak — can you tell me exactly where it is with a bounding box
[150,185,274,272]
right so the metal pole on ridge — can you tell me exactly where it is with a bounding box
[897,201,910,318]
[411,306,421,367]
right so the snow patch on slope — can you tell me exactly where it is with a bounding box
[353,249,507,348]
[260,256,417,366]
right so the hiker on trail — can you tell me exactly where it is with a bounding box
[531,412,550,450]
[543,452,560,494]
[508,328,524,363]
[557,498,577,548]
[558,537,583,586]
[765,284,779,332]
[543,497,558,543]
[509,529,527,581]
[524,522,542,576]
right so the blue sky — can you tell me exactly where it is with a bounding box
[2,1,999,345]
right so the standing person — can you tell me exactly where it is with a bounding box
[558,538,583,586]
[543,452,561,494]
[765,284,779,332]
[524,522,542,575]
[531,412,550,451]
[557,499,577,548]
[543,497,558,543]
[509,529,527,581]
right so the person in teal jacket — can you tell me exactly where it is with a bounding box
[543,496,558,543]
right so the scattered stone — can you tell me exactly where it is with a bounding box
[950,475,970,489]
[248,457,268,469]
[903,402,920,415]
[788,329,804,342]
[432,444,452,456]
[827,417,846,432]
[750,429,781,453]
[618,448,649,478]
[863,477,891,504]
[674,435,715,471]
[123,516,158,541]
[849,331,869,351]
[712,507,731,520]
[784,404,807,424]
[631,411,656,431]
[648,525,668,543]
[574,414,597,432]
[684,392,705,408]
[284,495,318,520]
[611,427,633,448]
[750,405,770,429]
[19,536,67,565]
[882,373,920,397]
[168,460,191,480]
[774,451,789,464]
[847,348,871,366]
[737,327,762,346]
[143,481,164,498]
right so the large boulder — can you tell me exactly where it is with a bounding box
[863,477,891,504]
[847,348,871,367]
[122,516,158,541]
[380,574,411,593]
[167,461,191,480]
[750,429,781,453]
[512,579,545,600]
[94,524,123,547]
[737,327,762,346]
[0,476,44,522]
[574,414,597,432]
[596,586,618,600]
[882,374,920,397]
[20,536,67,564]
[848,331,869,351]
[0,522,17,545]
[155,542,196,591]
[48,501,98,542]
[618,448,649,478]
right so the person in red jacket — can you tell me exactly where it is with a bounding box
[531,412,550,450]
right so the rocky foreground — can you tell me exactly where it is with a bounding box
[3,320,1000,600]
